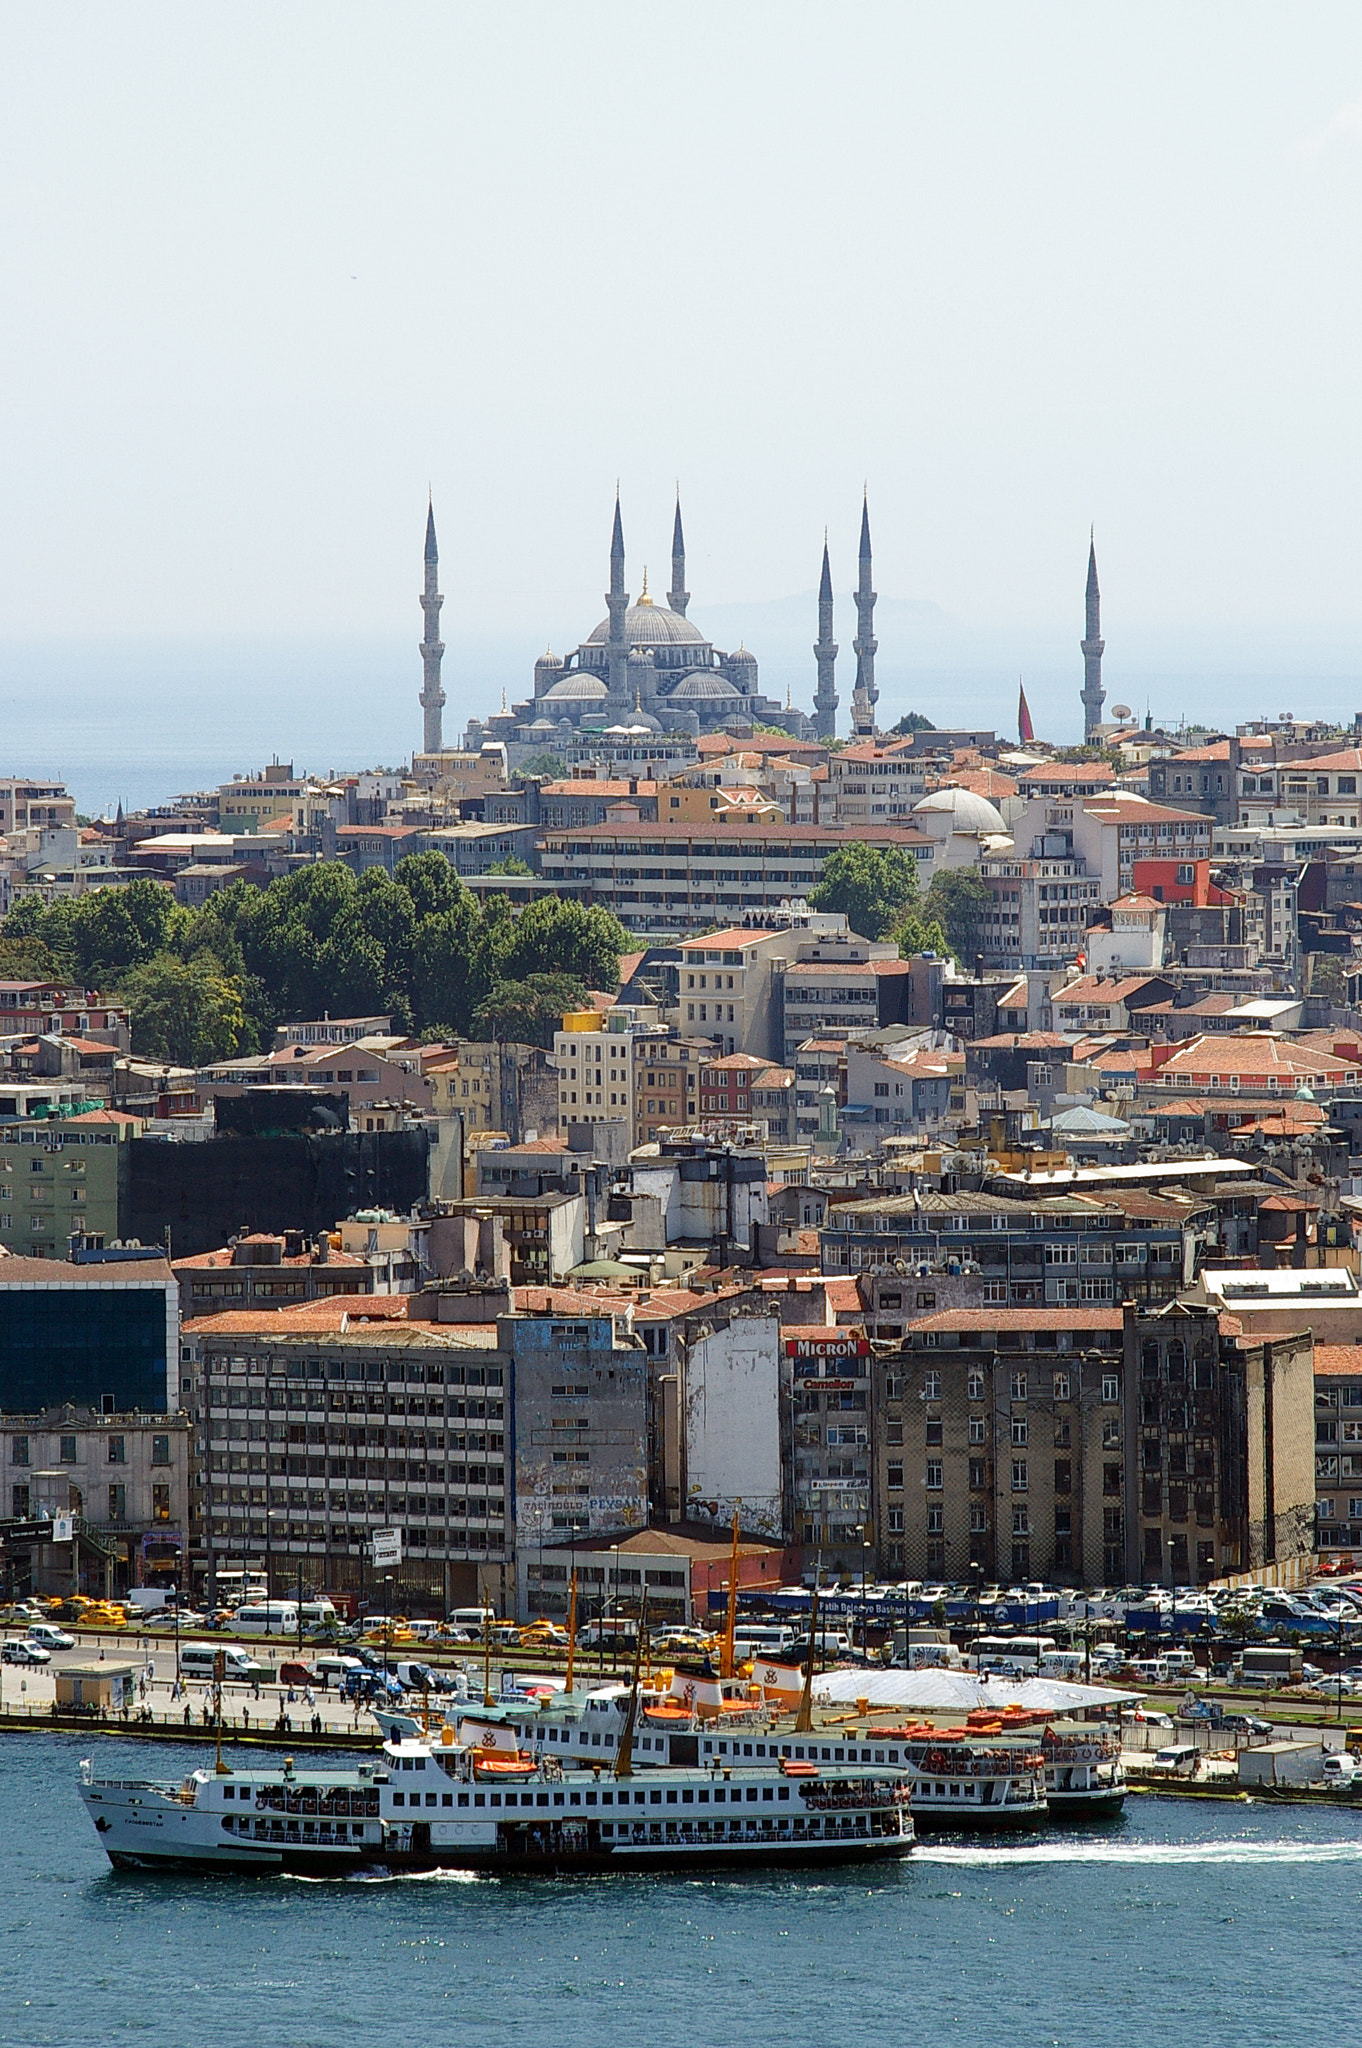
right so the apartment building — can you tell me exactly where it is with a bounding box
[553,1009,639,1134]
[5,1406,190,1594]
[534,820,934,934]
[0,1114,134,1257]
[820,1188,1201,1307]
[876,1307,1126,1584]
[978,847,1104,970]
[820,742,927,827]
[510,1311,649,1574]
[0,779,77,834]
[1124,1301,1315,1583]
[1313,1345,1362,1553]
[183,1301,514,1610]
[631,1031,705,1145]
[789,1326,873,1576]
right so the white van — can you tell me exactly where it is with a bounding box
[1162,1649,1197,1676]
[1038,1651,1086,1680]
[1151,1742,1200,1774]
[733,1624,796,1657]
[299,1599,338,1629]
[180,1642,266,1680]
[1130,1657,1171,1686]
[227,1603,299,1636]
[313,1653,365,1686]
[447,1607,490,1639]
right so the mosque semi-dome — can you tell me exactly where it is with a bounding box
[542,672,609,703]
[668,670,740,702]
[912,785,1009,836]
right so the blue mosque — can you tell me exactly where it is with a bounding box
[449,495,842,755]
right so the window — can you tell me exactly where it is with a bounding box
[1010,1373,1027,1401]
[1011,1415,1027,1446]
[1053,1372,1070,1401]
[151,1434,170,1467]
[887,1508,904,1534]
[923,1372,941,1400]
[1011,1506,1030,1538]
[925,1461,943,1490]
[926,1507,943,1534]
[11,1485,29,1519]
[107,1436,126,1464]
[968,1459,987,1490]
[11,1436,29,1467]
[1102,1374,1120,1404]
[969,1506,987,1534]
[968,1415,986,1444]
[108,1484,126,1521]
[1011,1459,1028,1492]
[886,1462,903,1490]
[59,1435,76,1463]
[152,1483,171,1522]
[1054,1459,1072,1495]
[1103,1462,1122,1496]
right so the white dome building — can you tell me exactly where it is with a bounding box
[911,786,1014,869]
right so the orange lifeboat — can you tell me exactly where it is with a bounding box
[472,1748,536,1777]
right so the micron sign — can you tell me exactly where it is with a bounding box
[784,1331,869,1386]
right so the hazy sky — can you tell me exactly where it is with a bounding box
[4,2,1362,663]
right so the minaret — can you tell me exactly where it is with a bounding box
[852,491,878,729]
[668,491,689,617]
[813,534,838,740]
[419,498,446,754]
[1081,531,1106,740]
[606,492,630,701]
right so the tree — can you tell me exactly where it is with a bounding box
[892,711,936,735]
[472,973,588,1049]
[487,855,532,876]
[892,904,949,958]
[121,952,247,1065]
[519,753,567,781]
[0,934,60,981]
[922,868,991,969]
[498,897,628,991]
[811,844,919,939]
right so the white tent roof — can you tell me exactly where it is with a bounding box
[812,1668,1141,1714]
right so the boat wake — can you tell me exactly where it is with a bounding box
[915,1838,1362,1868]
[284,1867,486,1885]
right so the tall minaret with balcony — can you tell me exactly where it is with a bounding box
[813,536,838,739]
[419,498,446,754]
[1081,531,1106,740]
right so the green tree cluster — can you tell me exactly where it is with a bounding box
[807,840,989,966]
[1,856,628,1063]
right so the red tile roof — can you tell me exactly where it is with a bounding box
[906,1307,1123,1335]
[1313,1344,1362,1378]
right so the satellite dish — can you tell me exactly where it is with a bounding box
[1111,703,1132,720]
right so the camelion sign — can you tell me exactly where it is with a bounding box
[784,1331,868,1390]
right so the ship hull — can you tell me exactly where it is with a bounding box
[907,1803,1045,1832]
[1043,1785,1127,1819]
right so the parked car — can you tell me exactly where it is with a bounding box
[1220,1712,1273,1739]
[2,1640,50,1665]
[26,1624,75,1650]
[278,1661,316,1686]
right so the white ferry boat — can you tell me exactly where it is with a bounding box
[77,1733,914,1875]
[1041,1722,1127,1817]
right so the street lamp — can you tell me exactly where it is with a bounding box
[856,1524,871,1662]
[265,1509,287,1638]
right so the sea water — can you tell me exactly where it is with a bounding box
[1,1732,1354,2047]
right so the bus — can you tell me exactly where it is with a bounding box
[968,1634,1058,1676]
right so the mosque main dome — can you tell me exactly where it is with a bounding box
[585,592,708,649]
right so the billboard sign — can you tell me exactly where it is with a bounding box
[371,1529,403,1569]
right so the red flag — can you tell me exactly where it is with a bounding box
[1018,680,1034,744]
